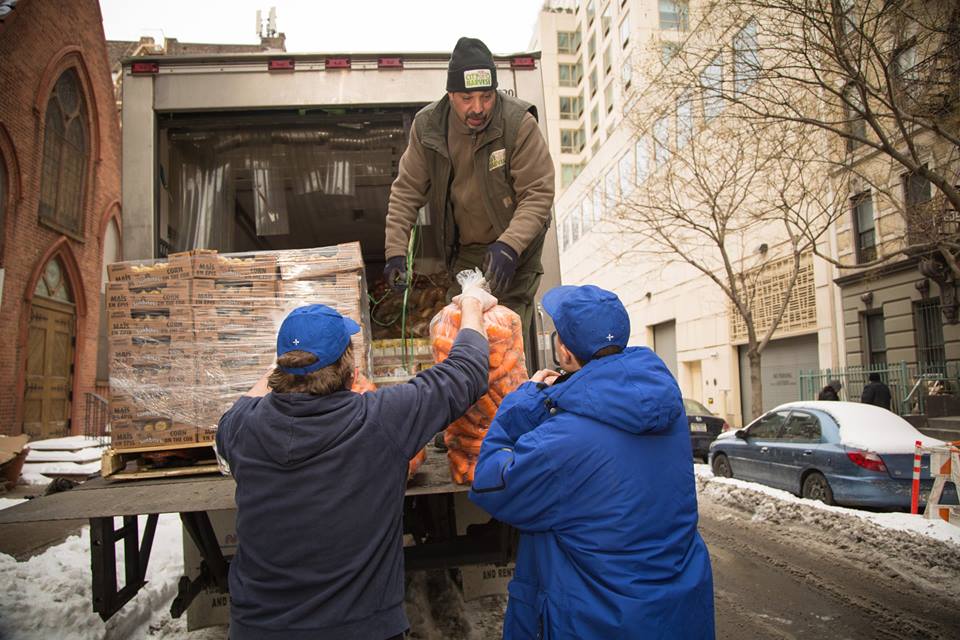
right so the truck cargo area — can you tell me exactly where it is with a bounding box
[158,106,444,276]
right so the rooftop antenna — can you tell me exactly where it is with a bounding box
[267,7,277,37]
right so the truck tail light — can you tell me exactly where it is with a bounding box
[268,59,295,71]
[325,57,351,70]
[131,62,159,75]
[846,449,887,473]
[378,57,403,69]
[511,56,536,69]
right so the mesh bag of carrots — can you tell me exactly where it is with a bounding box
[352,371,426,481]
[430,270,527,484]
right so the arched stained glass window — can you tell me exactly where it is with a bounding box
[39,69,88,236]
[34,257,74,303]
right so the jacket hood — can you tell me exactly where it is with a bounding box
[248,391,364,466]
[544,347,682,434]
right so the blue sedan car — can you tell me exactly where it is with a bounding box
[709,401,958,509]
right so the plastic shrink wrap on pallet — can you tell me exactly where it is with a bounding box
[106,243,370,450]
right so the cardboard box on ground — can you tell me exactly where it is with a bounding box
[453,493,515,601]
[106,243,370,450]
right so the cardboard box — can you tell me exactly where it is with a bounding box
[110,416,196,449]
[214,254,279,281]
[108,308,194,336]
[107,253,195,285]
[192,280,278,306]
[183,509,237,630]
[189,250,219,279]
[277,242,364,279]
[192,306,283,333]
[107,281,192,309]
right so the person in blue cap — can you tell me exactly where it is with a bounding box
[469,284,715,639]
[215,290,495,640]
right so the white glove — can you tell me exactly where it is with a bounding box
[453,286,498,312]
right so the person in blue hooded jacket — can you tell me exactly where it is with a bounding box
[469,284,715,639]
[215,289,494,640]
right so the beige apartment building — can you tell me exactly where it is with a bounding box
[530,0,842,427]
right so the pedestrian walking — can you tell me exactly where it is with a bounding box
[469,285,715,639]
[214,290,494,640]
[861,372,892,410]
[818,379,842,401]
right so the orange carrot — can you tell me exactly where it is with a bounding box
[448,448,470,477]
[486,324,513,341]
[489,350,520,382]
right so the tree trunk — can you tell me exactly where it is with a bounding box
[748,347,763,423]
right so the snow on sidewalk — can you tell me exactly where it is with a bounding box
[694,463,960,545]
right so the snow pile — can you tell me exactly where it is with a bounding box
[693,464,960,546]
[0,498,27,511]
[0,514,186,640]
[404,570,504,640]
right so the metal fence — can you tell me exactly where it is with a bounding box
[799,361,960,416]
[84,392,110,446]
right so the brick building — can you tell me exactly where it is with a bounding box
[0,0,122,438]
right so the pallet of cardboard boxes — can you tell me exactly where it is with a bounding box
[103,243,369,479]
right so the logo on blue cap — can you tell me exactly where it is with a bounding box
[277,305,361,374]
[542,285,629,363]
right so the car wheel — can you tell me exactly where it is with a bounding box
[801,471,835,505]
[712,454,733,478]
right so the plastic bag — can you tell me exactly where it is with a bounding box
[351,370,426,480]
[430,269,527,484]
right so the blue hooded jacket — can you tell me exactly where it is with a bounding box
[469,347,714,639]
[216,329,488,640]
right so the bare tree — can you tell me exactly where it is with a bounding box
[609,107,845,417]
[645,0,960,319]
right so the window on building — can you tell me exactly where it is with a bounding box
[604,82,615,114]
[581,194,593,235]
[700,53,723,120]
[572,207,582,242]
[560,94,584,119]
[661,41,680,66]
[903,169,932,215]
[605,168,618,208]
[653,116,671,166]
[561,163,583,188]
[733,20,759,96]
[602,3,613,36]
[559,60,583,87]
[586,0,596,24]
[843,83,866,152]
[619,150,634,197]
[894,35,920,86]
[558,30,582,54]
[593,184,603,223]
[603,44,612,74]
[852,192,876,263]
[636,138,650,183]
[659,0,689,31]
[560,127,586,154]
[591,103,600,133]
[588,33,597,61]
[677,91,693,148]
[589,67,598,97]
[914,298,946,372]
[621,57,633,91]
[619,14,630,48]
[863,311,887,366]
[592,139,600,156]
[39,68,88,236]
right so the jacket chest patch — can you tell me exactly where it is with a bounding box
[489,148,506,171]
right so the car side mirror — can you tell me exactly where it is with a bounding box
[735,429,748,440]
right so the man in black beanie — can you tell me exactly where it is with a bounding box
[384,36,554,373]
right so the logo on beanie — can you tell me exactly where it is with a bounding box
[464,68,492,89]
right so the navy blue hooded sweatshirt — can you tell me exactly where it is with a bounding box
[215,328,488,640]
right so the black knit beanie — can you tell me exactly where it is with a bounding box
[446,37,498,92]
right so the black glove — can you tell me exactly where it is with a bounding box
[483,241,519,295]
[384,256,407,292]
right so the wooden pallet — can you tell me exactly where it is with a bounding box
[101,441,220,481]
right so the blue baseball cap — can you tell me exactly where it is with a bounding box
[542,285,630,363]
[276,304,361,374]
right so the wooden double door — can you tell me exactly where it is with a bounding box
[22,297,75,440]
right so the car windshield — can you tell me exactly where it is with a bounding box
[683,398,712,416]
